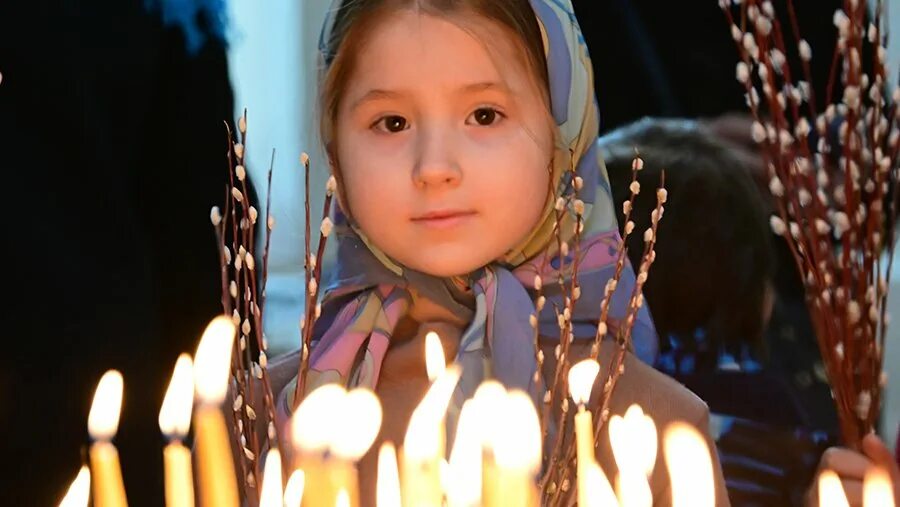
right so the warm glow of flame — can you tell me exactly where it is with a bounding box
[158,354,194,438]
[377,443,401,507]
[193,316,236,404]
[609,404,657,476]
[58,465,90,507]
[663,421,715,507]
[616,469,652,507]
[446,401,482,506]
[583,461,618,507]
[404,364,462,461]
[817,470,850,507]
[568,359,600,405]
[88,370,124,440]
[331,388,383,460]
[259,449,284,507]
[863,467,896,507]
[492,390,542,472]
[284,470,305,507]
[291,383,347,452]
[336,488,350,507]
[473,380,507,450]
[425,331,445,382]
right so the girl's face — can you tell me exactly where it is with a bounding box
[335,9,554,277]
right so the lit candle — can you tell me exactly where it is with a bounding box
[87,369,128,507]
[609,404,656,507]
[284,470,306,507]
[291,384,347,507]
[863,467,896,507]
[401,364,461,507]
[158,354,195,507]
[193,316,239,507]
[817,470,850,507]
[259,449,284,507]
[473,381,506,507]
[663,421,714,507]
[568,358,601,507]
[490,390,541,507]
[377,443,401,507]
[425,331,448,459]
[583,460,618,506]
[330,388,383,507]
[58,465,91,507]
[446,400,481,507]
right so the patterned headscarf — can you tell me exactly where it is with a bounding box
[295,0,657,410]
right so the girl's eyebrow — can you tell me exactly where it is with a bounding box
[349,81,509,111]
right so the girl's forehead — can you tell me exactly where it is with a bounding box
[347,9,533,94]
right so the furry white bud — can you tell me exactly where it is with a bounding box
[629,181,641,195]
[555,197,566,211]
[770,215,787,235]
[236,165,246,182]
[320,217,334,237]
[300,152,310,166]
[736,62,750,84]
[210,206,222,226]
[798,40,812,62]
[573,199,585,216]
[769,176,784,196]
[249,206,258,224]
[326,175,337,195]
[752,121,767,143]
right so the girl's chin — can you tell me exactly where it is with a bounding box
[396,244,500,278]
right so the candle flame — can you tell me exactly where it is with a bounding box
[336,489,350,507]
[568,359,600,405]
[609,404,657,476]
[817,470,850,507]
[193,316,236,405]
[583,461,618,507]
[158,354,194,438]
[58,465,90,507]
[425,331,445,382]
[259,449,284,507]
[377,442,401,507]
[284,470,305,507]
[404,364,462,461]
[663,422,715,507]
[472,380,507,449]
[331,388,383,460]
[446,401,482,506]
[863,467,896,507]
[292,383,347,452]
[492,390,542,472]
[87,370,124,440]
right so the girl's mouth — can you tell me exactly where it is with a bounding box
[411,209,477,229]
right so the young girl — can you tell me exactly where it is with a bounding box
[260,0,730,504]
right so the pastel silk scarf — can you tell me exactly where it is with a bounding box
[295,0,658,410]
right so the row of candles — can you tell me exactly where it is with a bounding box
[59,315,896,506]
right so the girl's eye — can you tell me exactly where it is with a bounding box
[374,115,409,133]
[468,107,504,126]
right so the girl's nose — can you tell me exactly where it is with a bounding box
[412,127,462,189]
